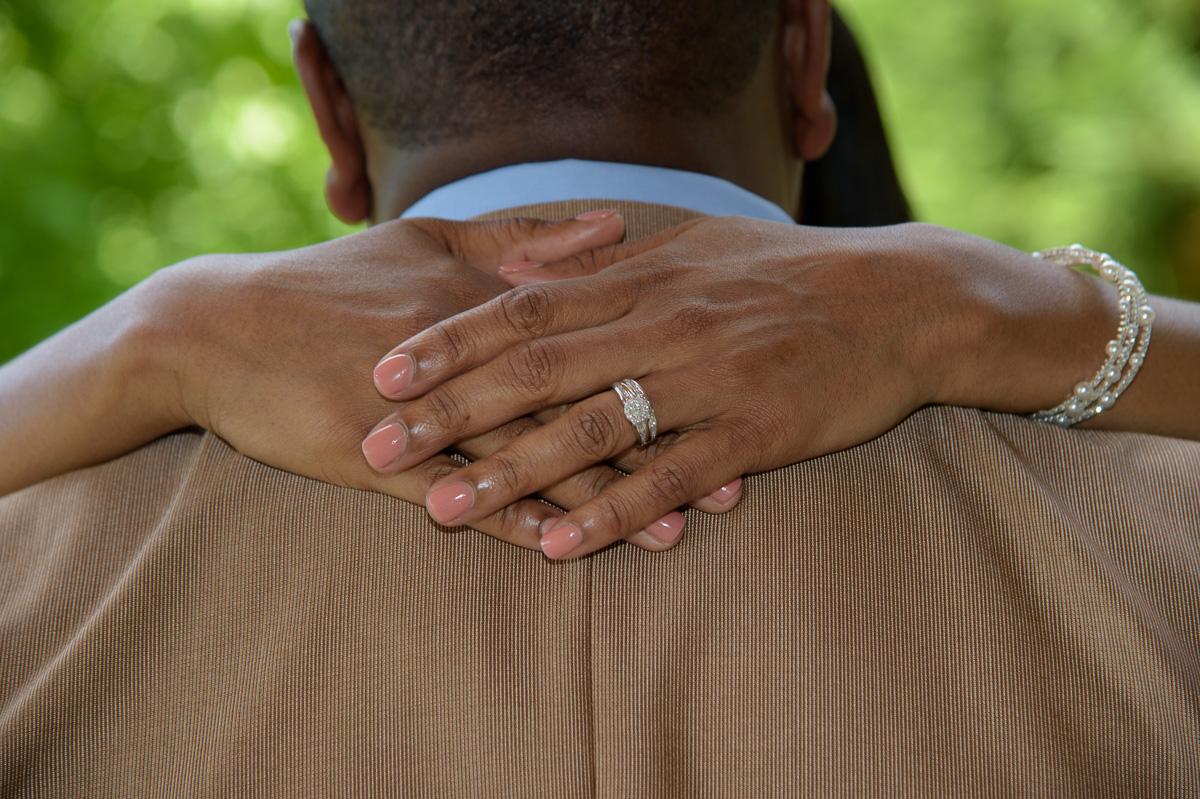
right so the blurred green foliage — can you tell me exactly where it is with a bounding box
[1,0,1198,365]
[0,0,350,364]
[839,0,1200,298]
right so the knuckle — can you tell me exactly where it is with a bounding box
[487,500,527,537]
[429,320,473,367]
[568,250,601,275]
[647,462,692,505]
[635,252,684,293]
[498,284,553,337]
[422,386,471,435]
[503,339,563,399]
[567,407,622,459]
[506,217,544,240]
[716,413,778,470]
[666,303,712,338]
[591,490,638,533]
[481,453,527,498]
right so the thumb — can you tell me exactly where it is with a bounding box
[496,217,702,287]
[408,210,626,272]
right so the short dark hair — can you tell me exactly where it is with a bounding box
[302,0,778,147]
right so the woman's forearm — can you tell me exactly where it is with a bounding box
[923,226,1200,441]
[0,271,185,496]
[1081,295,1200,440]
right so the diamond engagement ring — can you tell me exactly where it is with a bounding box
[612,379,658,447]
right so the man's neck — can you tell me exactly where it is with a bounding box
[364,106,800,223]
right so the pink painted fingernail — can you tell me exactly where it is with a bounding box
[498,261,544,274]
[374,353,413,395]
[426,482,474,524]
[575,209,619,220]
[362,422,407,470]
[540,524,583,560]
[709,477,743,506]
[540,516,562,536]
[644,511,686,545]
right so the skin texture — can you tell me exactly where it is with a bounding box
[292,0,1200,558]
[279,0,834,552]
[6,1,1200,560]
[372,220,1200,558]
[0,213,738,551]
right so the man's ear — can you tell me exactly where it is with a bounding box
[291,20,373,224]
[783,0,838,162]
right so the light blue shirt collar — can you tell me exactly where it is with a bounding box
[400,159,794,224]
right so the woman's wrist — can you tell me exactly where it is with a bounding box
[0,264,197,495]
[858,223,996,410]
[903,226,1119,416]
[112,264,200,432]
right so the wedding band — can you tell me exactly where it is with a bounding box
[612,379,658,447]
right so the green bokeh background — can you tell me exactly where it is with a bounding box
[1,0,1198,365]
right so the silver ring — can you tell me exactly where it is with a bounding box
[612,379,658,447]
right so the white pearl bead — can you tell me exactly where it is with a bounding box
[1028,246,1151,428]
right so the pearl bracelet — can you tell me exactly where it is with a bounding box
[1029,245,1154,428]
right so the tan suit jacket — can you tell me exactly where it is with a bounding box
[2,201,1198,797]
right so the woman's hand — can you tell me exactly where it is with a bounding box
[0,212,723,551]
[360,218,1172,559]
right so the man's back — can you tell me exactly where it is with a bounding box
[3,201,1197,797]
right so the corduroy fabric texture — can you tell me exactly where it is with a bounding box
[1,202,1198,797]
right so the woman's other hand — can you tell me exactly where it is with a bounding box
[2,212,715,551]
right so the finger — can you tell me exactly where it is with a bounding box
[690,477,745,513]
[367,320,654,470]
[374,276,636,401]
[353,450,554,551]
[538,515,684,556]
[419,391,644,525]
[407,212,626,273]
[496,218,702,287]
[450,415,692,552]
[364,330,671,474]
[526,406,742,513]
[606,433,745,513]
[375,219,712,400]
[537,431,742,560]
[416,379,707,533]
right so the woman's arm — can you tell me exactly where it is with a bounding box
[0,213,721,551]
[908,225,1200,441]
[358,219,1200,559]
[0,270,184,496]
